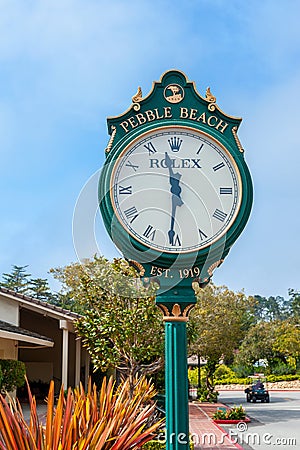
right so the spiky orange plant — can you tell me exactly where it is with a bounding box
[0,376,162,450]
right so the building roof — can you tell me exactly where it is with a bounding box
[0,319,54,347]
[0,287,81,321]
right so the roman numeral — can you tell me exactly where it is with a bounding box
[213,162,225,171]
[220,187,233,195]
[143,225,156,241]
[198,229,208,241]
[124,206,139,223]
[196,143,204,154]
[171,234,182,247]
[125,161,139,172]
[118,185,132,195]
[212,209,227,222]
[144,141,157,155]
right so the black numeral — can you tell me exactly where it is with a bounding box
[124,206,139,223]
[125,161,139,172]
[220,187,232,195]
[143,225,156,241]
[212,209,227,222]
[144,141,157,155]
[118,185,132,195]
[196,143,204,155]
[171,234,182,247]
[198,229,208,241]
[213,162,225,171]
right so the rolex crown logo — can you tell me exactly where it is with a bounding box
[168,137,183,152]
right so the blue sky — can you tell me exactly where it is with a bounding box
[1,0,300,298]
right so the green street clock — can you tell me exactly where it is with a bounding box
[99,70,253,285]
[99,70,253,449]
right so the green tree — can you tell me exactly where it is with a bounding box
[0,265,31,293]
[253,295,290,322]
[188,283,251,397]
[29,277,56,301]
[288,289,300,319]
[51,256,164,391]
[235,320,287,371]
[273,320,300,371]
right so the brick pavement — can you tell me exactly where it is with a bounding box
[189,402,243,450]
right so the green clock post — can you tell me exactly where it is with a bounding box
[99,70,253,449]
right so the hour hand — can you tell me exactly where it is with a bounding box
[168,229,175,245]
[168,193,182,245]
[165,152,183,205]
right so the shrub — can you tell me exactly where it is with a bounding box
[271,362,296,376]
[214,376,252,385]
[142,440,194,449]
[0,359,26,393]
[188,368,199,386]
[197,386,219,403]
[232,364,254,378]
[266,374,299,383]
[214,365,235,380]
[0,376,162,449]
[213,405,246,421]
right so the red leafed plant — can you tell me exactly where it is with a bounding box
[0,376,163,450]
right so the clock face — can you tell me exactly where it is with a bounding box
[110,126,242,254]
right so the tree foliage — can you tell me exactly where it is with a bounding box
[0,265,31,293]
[51,256,164,385]
[188,283,252,395]
[288,289,300,318]
[0,265,58,303]
[252,295,290,322]
[234,318,300,372]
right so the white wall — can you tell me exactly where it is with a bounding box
[0,294,19,325]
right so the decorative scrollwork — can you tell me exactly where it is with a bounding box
[206,86,216,103]
[208,103,216,112]
[133,103,141,111]
[158,302,195,322]
[128,259,145,276]
[132,86,143,103]
[105,126,117,153]
[232,126,244,153]
[206,87,217,112]
[207,259,224,277]
[172,304,181,317]
[132,86,143,111]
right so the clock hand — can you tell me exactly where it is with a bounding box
[165,152,183,245]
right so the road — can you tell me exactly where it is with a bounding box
[218,390,300,450]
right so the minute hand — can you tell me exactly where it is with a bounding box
[165,152,183,245]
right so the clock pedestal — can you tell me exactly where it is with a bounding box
[157,285,197,450]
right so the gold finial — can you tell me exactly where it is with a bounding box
[132,86,143,103]
[206,86,216,103]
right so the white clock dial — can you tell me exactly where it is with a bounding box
[110,126,242,254]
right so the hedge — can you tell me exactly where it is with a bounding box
[215,374,300,385]
[142,440,194,449]
[0,359,26,392]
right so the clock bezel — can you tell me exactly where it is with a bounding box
[99,117,253,269]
